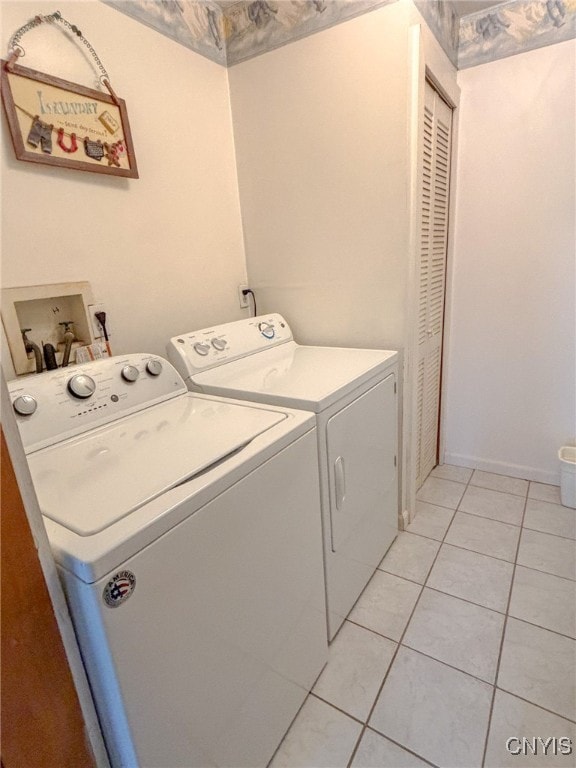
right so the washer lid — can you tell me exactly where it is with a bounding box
[28,394,285,536]
[192,343,398,412]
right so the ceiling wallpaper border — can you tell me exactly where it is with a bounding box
[458,0,576,69]
[101,0,576,69]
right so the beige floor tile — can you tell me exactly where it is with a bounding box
[348,571,421,642]
[529,482,562,505]
[313,622,396,721]
[498,618,576,721]
[517,529,576,581]
[427,543,514,613]
[524,499,576,540]
[459,485,525,526]
[407,501,455,541]
[351,728,430,767]
[485,690,576,767]
[445,511,520,562]
[403,588,505,683]
[509,565,576,639]
[270,696,362,768]
[370,647,492,768]
[431,464,473,484]
[378,532,440,584]
[417,477,466,510]
[470,470,528,497]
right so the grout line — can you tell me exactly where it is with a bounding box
[376,566,431,587]
[443,533,518,566]
[470,483,527,501]
[398,643,498,687]
[343,617,403,646]
[521,524,576,543]
[415,497,464,511]
[391,528,449,543]
[423,583,510,616]
[344,615,414,647]
[308,691,365,726]
[265,685,313,768]
[506,612,576,643]
[441,539,514,563]
[330,469,573,768]
[453,509,520,531]
[480,484,529,767]
[360,726,440,767]
[346,481,468,768]
[505,614,576,644]
[514,561,576,586]
[494,686,576,727]
[456,509,523,527]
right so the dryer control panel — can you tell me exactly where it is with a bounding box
[8,353,187,454]
[167,313,293,378]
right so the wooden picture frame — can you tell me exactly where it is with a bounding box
[1,60,138,178]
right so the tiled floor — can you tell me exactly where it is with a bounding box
[270,466,576,768]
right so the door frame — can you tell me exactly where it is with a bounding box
[402,24,461,526]
[1,370,110,767]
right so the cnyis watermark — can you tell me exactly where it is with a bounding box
[506,737,573,756]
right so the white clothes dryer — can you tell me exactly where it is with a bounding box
[168,315,399,640]
[8,353,327,768]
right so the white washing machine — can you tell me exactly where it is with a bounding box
[167,314,399,640]
[8,353,327,768]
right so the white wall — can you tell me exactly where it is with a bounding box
[228,0,458,519]
[1,0,247,377]
[443,40,576,484]
[228,1,413,350]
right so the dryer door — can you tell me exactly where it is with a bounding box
[327,374,397,554]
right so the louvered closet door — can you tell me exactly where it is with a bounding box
[416,80,453,489]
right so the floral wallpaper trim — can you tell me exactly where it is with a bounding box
[101,0,397,67]
[102,0,576,69]
[223,0,397,65]
[458,0,576,69]
[413,0,459,66]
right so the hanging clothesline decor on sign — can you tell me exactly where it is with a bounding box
[1,11,138,178]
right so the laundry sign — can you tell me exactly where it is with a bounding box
[1,11,137,178]
[1,61,138,178]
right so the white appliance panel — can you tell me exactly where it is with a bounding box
[167,318,400,642]
[190,343,397,412]
[60,432,326,768]
[9,354,328,766]
[10,354,185,453]
[322,375,398,637]
[327,375,397,552]
[168,313,293,375]
[28,395,285,535]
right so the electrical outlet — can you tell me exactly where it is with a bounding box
[238,284,250,309]
[88,303,111,340]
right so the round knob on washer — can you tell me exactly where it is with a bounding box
[146,359,163,376]
[121,365,140,382]
[258,322,275,339]
[13,394,37,416]
[67,374,96,399]
[193,342,210,357]
[211,338,226,351]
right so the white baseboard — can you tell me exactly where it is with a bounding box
[443,453,560,486]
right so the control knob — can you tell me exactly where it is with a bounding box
[121,365,140,382]
[146,359,163,376]
[67,373,96,399]
[258,322,275,340]
[13,394,37,416]
[193,342,210,356]
[211,338,226,351]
